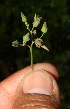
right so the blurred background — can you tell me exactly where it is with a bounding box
[0,0,70,108]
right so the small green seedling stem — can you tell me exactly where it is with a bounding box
[30,41,34,70]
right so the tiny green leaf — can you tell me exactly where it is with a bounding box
[23,33,30,45]
[21,12,27,23]
[12,40,19,47]
[41,22,47,33]
[41,45,49,51]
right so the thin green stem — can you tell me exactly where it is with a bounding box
[25,22,31,33]
[30,27,34,35]
[27,28,31,32]
[40,32,44,38]
[30,41,34,70]
[28,26,34,70]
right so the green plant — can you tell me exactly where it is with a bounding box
[12,12,49,70]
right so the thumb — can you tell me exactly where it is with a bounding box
[12,68,60,109]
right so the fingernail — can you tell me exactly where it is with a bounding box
[23,70,53,95]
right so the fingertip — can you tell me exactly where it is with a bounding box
[34,63,59,79]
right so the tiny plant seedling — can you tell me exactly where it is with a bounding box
[12,12,49,70]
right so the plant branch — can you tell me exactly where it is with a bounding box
[30,41,34,70]
[40,32,44,38]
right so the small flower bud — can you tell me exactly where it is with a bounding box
[21,12,27,23]
[33,14,42,27]
[33,18,40,27]
[41,22,48,33]
[35,38,43,48]
[33,30,36,35]
[12,40,19,47]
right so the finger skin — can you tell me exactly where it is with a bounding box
[0,63,60,109]
[1,63,59,94]
[12,69,60,109]
[13,93,59,109]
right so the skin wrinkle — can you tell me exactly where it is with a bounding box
[13,93,59,109]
